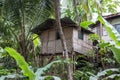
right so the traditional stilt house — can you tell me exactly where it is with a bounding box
[31,17,93,66]
[90,13,120,69]
[91,13,120,42]
[31,13,120,77]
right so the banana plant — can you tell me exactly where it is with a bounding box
[2,47,61,80]
[90,68,120,80]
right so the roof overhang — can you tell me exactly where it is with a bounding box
[31,17,93,35]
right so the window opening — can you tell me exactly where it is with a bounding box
[78,30,84,40]
[114,24,120,33]
[56,31,60,40]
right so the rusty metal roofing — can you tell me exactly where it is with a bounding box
[103,12,120,19]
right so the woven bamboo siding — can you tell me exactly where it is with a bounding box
[73,28,78,39]
[41,27,73,54]
[49,30,55,41]
[41,26,92,54]
[42,31,49,42]
[41,30,49,53]
[64,27,73,53]
[55,40,63,53]
[64,27,73,39]
[48,41,55,54]
[66,39,73,52]
[42,42,47,53]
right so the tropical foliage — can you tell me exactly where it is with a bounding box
[1,47,61,80]
[1,0,120,80]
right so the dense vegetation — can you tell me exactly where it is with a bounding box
[0,0,120,80]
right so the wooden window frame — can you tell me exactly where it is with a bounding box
[78,30,84,40]
[114,24,120,33]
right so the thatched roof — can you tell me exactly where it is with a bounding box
[31,17,93,35]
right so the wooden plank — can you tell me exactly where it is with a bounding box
[73,38,93,54]
[42,31,49,42]
[66,39,72,52]
[49,30,55,41]
[73,28,78,39]
[55,40,63,53]
[64,27,73,39]
[42,42,47,53]
[48,41,55,54]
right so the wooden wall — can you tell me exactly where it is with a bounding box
[73,28,92,54]
[92,17,120,42]
[40,26,93,55]
[40,27,73,54]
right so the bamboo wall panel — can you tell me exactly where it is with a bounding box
[55,40,63,53]
[73,28,78,39]
[41,27,93,54]
[66,39,72,52]
[42,31,49,42]
[42,42,47,53]
[49,30,55,41]
[48,41,55,54]
[41,27,74,54]
[42,39,73,54]
[64,27,73,39]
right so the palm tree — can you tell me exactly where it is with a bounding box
[0,0,54,61]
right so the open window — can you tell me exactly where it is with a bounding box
[56,31,60,40]
[78,30,84,40]
[114,24,120,33]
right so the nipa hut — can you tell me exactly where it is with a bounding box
[31,17,93,66]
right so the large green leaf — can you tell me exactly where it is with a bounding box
[0,74,24,80]
[4,47,35,80]
[98,16,120,63]
[80,21,94,29]
[90,68,120,80]
[33,34,40,47]
[35,60,61,80]
[98,16,120,47]
[98,42,110,48]
[110,46,120,63]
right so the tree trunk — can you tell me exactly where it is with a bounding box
[19,14,26,58]
[19,1,27,60]
[54,0,73,80]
